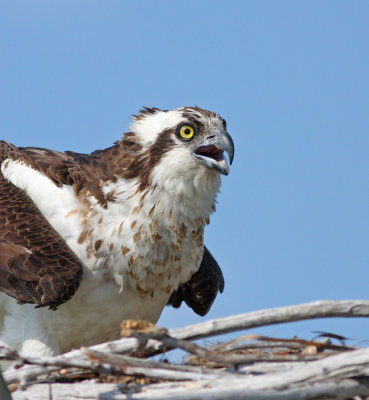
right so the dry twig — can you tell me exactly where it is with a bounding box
[3,299,369,400]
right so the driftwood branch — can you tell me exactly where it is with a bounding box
[9,379,369,400]
[1,345,227,386]
[9,349,369,400]
[4,299,369,400]
[169,299,369,341]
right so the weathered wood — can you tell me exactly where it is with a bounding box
[82,348,232,381]
[5,299,369,399]
[11,372,369,400]
[2,346,227,385]
[10,380,369,400]
[169,299,369,341]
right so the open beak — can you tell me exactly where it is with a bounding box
[192,131,234,175]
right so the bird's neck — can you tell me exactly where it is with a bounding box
[88,137,222,221]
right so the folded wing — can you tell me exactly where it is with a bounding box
[168,246,225,316]
[0,165,83,309]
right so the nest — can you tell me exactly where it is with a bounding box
[2,299,369,400]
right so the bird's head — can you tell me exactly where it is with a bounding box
[128,106,234,175]
[93,106,235,219]
[113,107,234,214]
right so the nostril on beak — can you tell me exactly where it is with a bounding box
[206,135,216,140]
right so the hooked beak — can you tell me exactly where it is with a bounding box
[192,131,234,175]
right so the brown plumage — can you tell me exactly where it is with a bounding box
[168,246,224,316]
[0,111,226,313]
[0,106,234,357]
[0,154,83,308]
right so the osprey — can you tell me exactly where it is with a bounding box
[0,107,234,356]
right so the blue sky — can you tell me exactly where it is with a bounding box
[1,1,368,345]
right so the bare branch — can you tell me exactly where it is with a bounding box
[169,299,369,341]
[9,347,369,400]
[5,299,369,400]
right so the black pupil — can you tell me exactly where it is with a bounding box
[184,128,191,135]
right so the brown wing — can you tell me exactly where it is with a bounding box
[16,145,117,207]
[0,145,83,309]
[167,246,225,316]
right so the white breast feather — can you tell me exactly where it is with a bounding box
[1,153,221,288]
[0,143,222,356]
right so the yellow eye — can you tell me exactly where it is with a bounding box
[178,124,195,140]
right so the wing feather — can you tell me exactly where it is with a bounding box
[168,246,224,316]
[0,143,83,309]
